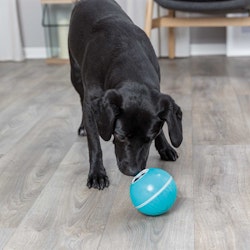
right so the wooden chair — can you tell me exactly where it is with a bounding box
[145,0,250,58]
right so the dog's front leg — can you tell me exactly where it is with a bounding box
[155,131,179,161]
[83,102,109,190]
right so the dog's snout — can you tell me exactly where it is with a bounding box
[118,161,144,176]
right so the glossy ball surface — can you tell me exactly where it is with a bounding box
[130,168,177,216]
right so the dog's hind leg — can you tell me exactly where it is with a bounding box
[155,131,178,161]
[69,53,86,136]
[78,101,86,137]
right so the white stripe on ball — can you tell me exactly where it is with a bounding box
[135,176,173,209]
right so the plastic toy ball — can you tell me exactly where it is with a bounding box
[130,168,177,216]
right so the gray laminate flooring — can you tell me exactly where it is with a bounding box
[0,57,249,249]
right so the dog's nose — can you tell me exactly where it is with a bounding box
[118,162,145,176]
[120,167,140,176]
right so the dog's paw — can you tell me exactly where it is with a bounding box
[87,171,110,190]
[158,146,178,161]
[78,126,87,136]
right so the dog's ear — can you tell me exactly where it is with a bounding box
[157,94,183,147]
[97,89,122,141]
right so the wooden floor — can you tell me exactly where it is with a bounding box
[0,57,250,249]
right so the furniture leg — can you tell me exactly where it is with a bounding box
[168,10,175,59]
[145,0,154,37]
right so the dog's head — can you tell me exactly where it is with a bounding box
[96,89,183,176]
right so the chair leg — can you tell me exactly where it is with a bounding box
[168,10,175,59]
[168,27,175,59]
[144,0,154,37]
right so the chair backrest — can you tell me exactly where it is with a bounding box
[154,0,250,13]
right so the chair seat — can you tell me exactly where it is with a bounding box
[145,0,250,58]
[154,0,250,13]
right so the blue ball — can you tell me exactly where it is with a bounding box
[130,168,177,216]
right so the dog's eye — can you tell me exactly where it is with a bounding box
[176,109,182,120]
[114,134,126,142]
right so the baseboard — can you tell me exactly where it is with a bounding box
[226,49,250,56]
[24,44,230,59]
[24,47,46,59]
[190,43,226,56]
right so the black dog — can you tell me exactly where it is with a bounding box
[68,0,183,190]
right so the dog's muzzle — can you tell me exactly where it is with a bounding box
[118,161,145,176]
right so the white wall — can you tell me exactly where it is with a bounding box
[17,0,46,58]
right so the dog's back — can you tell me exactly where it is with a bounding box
[69,0,132,62]
[68,0,160,87]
